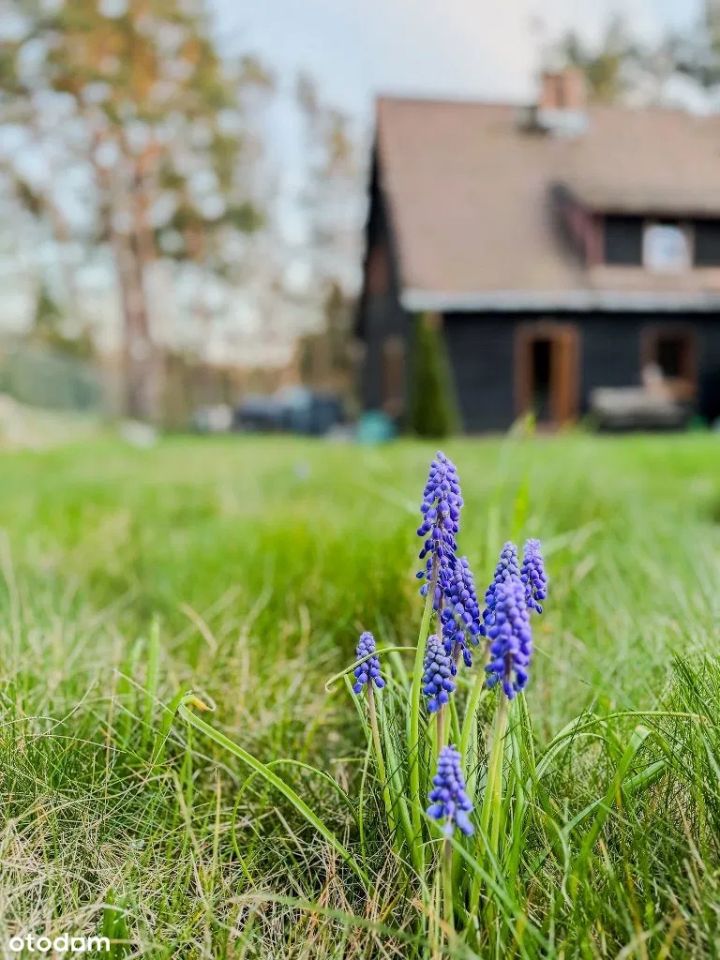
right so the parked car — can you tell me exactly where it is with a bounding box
[234,388,344,436]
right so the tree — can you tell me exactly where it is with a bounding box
[296,73,364,311]
[551,14,714,110]
[1,0,267,419]
[556,17,638,104]
[32,282,94,360]
[297,281,354,398]
[409,315,460,438]
[665,4,720,92]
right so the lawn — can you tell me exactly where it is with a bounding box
[1,433,720,958]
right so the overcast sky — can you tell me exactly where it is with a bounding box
[215,0,702,117]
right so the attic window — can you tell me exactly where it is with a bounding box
[603,216,642,265]
[694,220,720,266]
[643,222,690,273]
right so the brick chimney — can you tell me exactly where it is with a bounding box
[539,68,587,112]
[521,67,588,137]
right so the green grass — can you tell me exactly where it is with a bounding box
[1,432,720,957]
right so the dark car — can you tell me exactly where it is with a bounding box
[234,388,344,436]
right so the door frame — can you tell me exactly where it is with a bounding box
[515,321,580,425]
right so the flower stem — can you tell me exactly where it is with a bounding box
[480,694,509,852]
[409,564,436,853]
[460,652,491,805]
[367,685,395,835]
[442,836,454,935]
[436,705,447,759]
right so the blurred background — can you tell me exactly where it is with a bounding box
[1,0,719,444]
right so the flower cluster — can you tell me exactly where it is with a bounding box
[427,745,474,836]
[417,452,463,608]
[440,556,482,668]
[352,631,385,694]
[521,538,548,614]
[481,541,520,632]
[422,634,455,713]
[485,575,532,699]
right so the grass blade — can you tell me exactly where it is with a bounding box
[176,692,371,889]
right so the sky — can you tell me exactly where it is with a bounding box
[215,0,702,118]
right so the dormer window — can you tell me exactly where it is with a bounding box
[643,221,690,273]
[694,220,720,266]
[603,216,642,266]
[598,214,720,271]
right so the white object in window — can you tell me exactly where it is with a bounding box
[643,223,690,273]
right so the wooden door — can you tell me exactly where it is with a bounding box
[515,323,580,426]
[551,325,580,424]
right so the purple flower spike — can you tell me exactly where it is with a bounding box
[422,635,456,713]
[440,556,482,668]
[481,541,520,634]
[485,575,533,699]
[352,631,385,694]
[416,452,463,608]
[521,539,547,614]
[427,745,474,836]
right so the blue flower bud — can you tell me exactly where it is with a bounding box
[427,744,474,836]
[352,631,385,694]
[485,574,533,699]
[422,634,456,713]
[417,453,463,606]
[440,556,482,668]
[521,538,548,614]
[481,541,520,633]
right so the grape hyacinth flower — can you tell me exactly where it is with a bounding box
[427,745,474,836]
[352,631,385,694]
[440,556,482,668]
[485,575,533,699]
[521,538,548,614]
[481,541,520,633]
[416,452,463,609]
[422,634,455,713]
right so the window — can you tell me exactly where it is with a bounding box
[643,222,690,273]
[641,327,697,400]
[694,220,720,266]
[657,336,688,378]
[602,216,702,271]
[603,216,642,265]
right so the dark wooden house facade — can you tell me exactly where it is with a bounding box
[356,73,720,430]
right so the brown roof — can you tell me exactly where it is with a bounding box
[375,96,720,311]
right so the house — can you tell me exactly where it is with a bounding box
[356,70,720,431]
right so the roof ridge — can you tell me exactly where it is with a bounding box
[376,93,720,121]
[376,93,516,110]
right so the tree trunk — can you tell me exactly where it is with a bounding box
[117,229,157,421]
